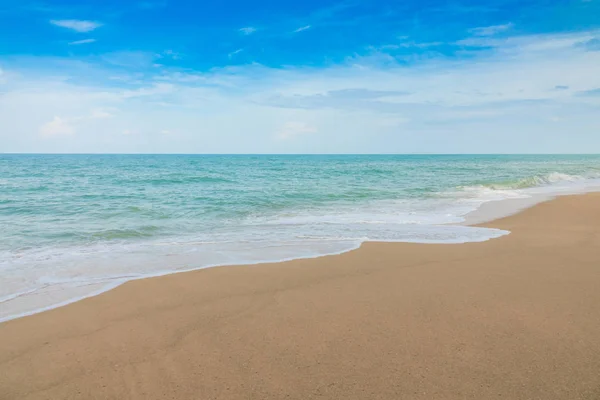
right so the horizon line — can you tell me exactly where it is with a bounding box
[2,153,600,156]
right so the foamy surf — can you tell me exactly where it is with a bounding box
[2,154,600,323]
[459,174,600,224]
[0,224,510,323]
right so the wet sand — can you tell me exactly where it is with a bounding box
[1,194,600,400]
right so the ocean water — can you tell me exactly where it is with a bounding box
[2,154,600,322]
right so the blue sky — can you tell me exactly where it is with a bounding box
[0,0,599,153]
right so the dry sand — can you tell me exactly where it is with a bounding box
[1,194,600,400]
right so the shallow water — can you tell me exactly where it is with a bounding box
[2,154,600,321]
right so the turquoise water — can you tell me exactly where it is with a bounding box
[2,154,600,321]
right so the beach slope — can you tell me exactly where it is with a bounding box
[1,194,600,399]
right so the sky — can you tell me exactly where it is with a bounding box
[0,0,599,154]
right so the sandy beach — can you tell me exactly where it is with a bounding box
[1,193,600,400]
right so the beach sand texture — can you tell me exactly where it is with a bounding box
[1,193,600,400]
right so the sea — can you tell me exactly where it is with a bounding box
[2,154,600,322]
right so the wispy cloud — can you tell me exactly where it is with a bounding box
[68,38,96,45]
[469,23,513,36]
[120,83,174,99]
[579,37,600,51]
[228,48,244,59]
[577,88,600,96]
[50,19,103,33]
[160,49,182,60]
[90,108,114,119]
[457,31,599,52]
[39,108,113,137]
[239,27,257,35]
[4,29,600,153]
[293,25,311,33]
[39,116,75,137]
[396,41,444,48]
[264,89,410,110]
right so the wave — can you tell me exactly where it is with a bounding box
[453,171,600,225]
[4,158,600,324]
[462,172,599,192]
[124,176,236,185]
[0,223,509,323]
[87,226,161,240]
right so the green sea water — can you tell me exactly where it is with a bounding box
[2,154,600,321]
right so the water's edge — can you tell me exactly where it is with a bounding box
[4,153,600,324]
[462,194,554,225]
[3,188,598,325]
[462,186,600,225]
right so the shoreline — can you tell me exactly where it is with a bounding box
[461,179,600,225]
[2,193,600,399]
[3,181,600,324]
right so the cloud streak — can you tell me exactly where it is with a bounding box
[228,48,244,58]
[2,30,600,153]
[239,27,257,35]
[50,20,103,33]
[69,38,96,45]
[469,23,513,36]
[293,25,311,33]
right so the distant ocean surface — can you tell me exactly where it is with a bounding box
[2,154,600,322]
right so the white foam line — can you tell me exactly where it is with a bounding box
[0,287,41,304]
[462,180,600,225]
[0,281,126,324]
[0,228,511,324]
[8,177,600,325]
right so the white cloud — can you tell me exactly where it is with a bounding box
[293,25,311,33]
[228,48,244,58]
[68,38,96,45]
[160,49,182,60]
[37,109,112,137]
[120,83,174,99]
[239,27,257,35]
[3,29,600,153]
[456,31,597,52]
[469,23,514,36]
[276,122,317,140]
[396,41,444,48]
[90,108,113,119]
[50,20,103,33]
[39,117,75,137]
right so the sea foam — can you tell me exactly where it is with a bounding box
[2,154,600,322]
